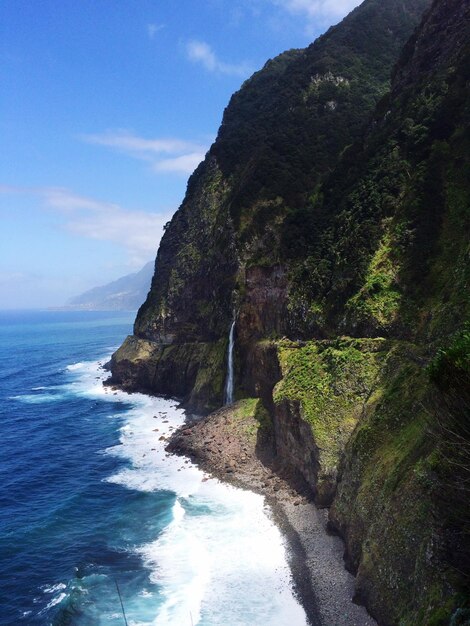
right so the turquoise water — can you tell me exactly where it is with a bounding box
[0,311,307,625]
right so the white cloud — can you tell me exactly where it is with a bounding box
[46,189,170,261]
[147,23,165,39]
[65,207,167,262]
[43,188,117,213]
[154,152,205,174]
[187,40,218,71]
[81,130,209,175]
[84,131,202,155]
[0,185,171,265]
[272,0,362,19]
[186,40,252,77]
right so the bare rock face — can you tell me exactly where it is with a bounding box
[271,399,321,497]
[237,265,289,343]
[107,336,162,392]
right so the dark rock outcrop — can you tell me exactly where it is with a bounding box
[108,335,227,413]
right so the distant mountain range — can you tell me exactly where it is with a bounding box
[65,261,154,311]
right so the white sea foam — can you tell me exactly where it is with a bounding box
[139,484,308,626]
[31,385,65,391]
[46,592,67,609]
[66,362,84,371]
[41,592,67,612]
[63,355,118,401]
[10,393,64,404]
[11,382,70,403]
[43,582,66,594]
[108,401,307,625]
[66,356,308,626]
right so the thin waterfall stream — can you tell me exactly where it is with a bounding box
[224,319,236,405]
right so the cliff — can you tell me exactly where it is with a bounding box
[111,0,430,407]
[109,0,470,622]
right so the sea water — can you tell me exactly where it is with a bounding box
[0,311,307,625]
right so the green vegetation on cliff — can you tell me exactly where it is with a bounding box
[328,330,470,624]
[110,0,470,621]
[428,327,470,589]
[132,0,430,345]
[288,0,470,342]
[135,161,237,343]
[213,0,429,216]
[273,338,388,470]
[233,397,271,440]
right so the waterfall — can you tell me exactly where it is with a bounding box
[224,319,236,405]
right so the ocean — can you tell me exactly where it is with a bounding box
[0,310,307,625]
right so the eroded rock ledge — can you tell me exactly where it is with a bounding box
[107,335,226,413]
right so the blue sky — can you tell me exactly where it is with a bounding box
[0,0,361,308]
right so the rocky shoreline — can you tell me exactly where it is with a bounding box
[167,400,376,626]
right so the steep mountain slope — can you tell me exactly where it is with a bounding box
[66,261,154,311]
[286,0,470,342]
[111,0,430,411]
[136,0,429,347]
[109,0,470,622]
